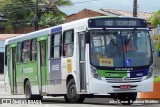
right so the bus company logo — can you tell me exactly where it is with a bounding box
[52,65,59,71]
[23,68,33,74]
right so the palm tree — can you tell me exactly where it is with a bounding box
[0,0,73,29]
[38,0,73,27]
[43,0,72,16]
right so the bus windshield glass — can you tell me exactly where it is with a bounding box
[90,29,152,67]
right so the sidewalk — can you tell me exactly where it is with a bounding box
[0,74,4,88]
[0,74,4,81]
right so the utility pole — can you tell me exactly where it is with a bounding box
[34,0,39,31]
[133,0,137,17]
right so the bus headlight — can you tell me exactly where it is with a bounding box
[146,67,154,79]
[90,65,101,80]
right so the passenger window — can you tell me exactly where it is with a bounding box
[63,30,74,57]
[22,40,30,63]
[40,43,46,66]
[51,33,61,58]
[17,42,22,63]
[30,39,37,61]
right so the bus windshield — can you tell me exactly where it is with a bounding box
[90,29,152,67]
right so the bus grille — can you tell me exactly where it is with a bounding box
[106,77,142,83]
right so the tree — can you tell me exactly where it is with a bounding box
[148,10,160,27]
[0,0,73,31]
[0,0,34,22]
[39,0,73,27]
[0,0,35,32]
[39,13,65,27]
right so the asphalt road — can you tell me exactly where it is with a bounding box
[0,96,160,107]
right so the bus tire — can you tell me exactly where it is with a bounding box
[34,95,43,100]
[66,79,85,103]
[25,80,33,100]
[24,80,43,100]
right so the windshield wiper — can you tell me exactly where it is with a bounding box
[105,29,117,46]
[108,34,117,46]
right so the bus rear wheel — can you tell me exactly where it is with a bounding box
[65,79,85,103]
[24,80,43,100]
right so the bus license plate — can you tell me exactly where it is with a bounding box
[120,85,131,89]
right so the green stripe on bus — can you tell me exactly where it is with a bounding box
[10,43,17,47]
[37,35,48,41]
[98,70,127,78]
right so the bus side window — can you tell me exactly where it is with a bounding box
[30,39,37,61]
[51,33,61,58]
[63,30,74,57]
[22,40,30,63]
[5,45,9,65]
[17,42,22,63]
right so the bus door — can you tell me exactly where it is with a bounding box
[38,40,47,94]
[10,47,17,94]
[78,32,86,91]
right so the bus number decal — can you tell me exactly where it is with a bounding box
[99,58,113,66]
[50,59,62,84]
[52,65,60,71]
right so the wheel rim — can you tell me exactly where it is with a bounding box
[69,84,77,98]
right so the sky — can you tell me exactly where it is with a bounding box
[60,0,160,15]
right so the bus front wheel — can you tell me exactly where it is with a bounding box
[65,79,85,103]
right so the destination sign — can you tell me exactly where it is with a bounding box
[88,18,147,28]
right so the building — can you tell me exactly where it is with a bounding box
[66,8,152,22]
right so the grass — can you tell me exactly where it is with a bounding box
[154,76,160,82]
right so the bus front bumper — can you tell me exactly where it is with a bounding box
[89,77,153,94]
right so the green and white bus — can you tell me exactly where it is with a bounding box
[4,16,153,104]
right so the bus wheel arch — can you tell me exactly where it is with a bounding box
[65,78,85,103]
[66,74,74,86]
[24,78,29,93]
[24,79,43,100]
[24,79,33,100]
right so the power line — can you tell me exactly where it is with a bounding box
[21,0,34,13]
[73,0,98,4]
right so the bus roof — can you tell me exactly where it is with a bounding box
[7,27,51,44]
[5,16,147,44]
[88,16,146,20]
